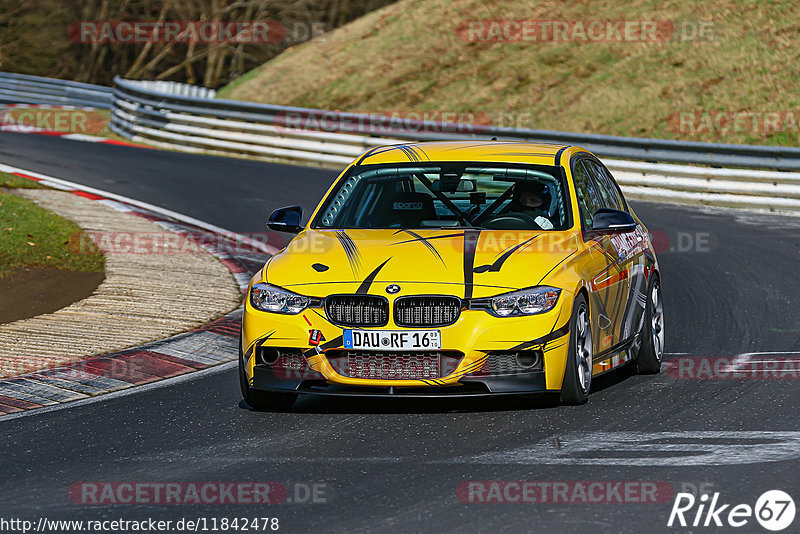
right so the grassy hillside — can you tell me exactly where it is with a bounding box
[218,0,800,146]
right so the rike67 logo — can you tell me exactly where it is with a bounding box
[668,490,796,531]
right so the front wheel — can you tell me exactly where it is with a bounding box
[560,293,593,405]
[239,339,297,411]
[635,274,664,374]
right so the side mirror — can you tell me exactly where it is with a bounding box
[267,206,303,233]
[591,208,637,233]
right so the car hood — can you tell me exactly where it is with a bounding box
[264,229,580,299]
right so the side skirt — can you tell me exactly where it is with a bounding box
[591,333,639,376]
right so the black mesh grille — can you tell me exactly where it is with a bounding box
[475,351,543,375]
[394,296,462,327]
[326,351,463,380]
[325,295,389,327]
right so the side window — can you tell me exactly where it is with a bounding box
[572,160,603,229]
[586,160,626,211]
[601,165,628,211]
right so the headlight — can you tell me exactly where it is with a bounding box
[249,283,310,314]
[482,286,561,317]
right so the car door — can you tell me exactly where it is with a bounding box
[587,160,648,347]
[572,157,629,358]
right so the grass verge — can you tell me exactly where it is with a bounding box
[0,171,46,189]
[0,172,104,278]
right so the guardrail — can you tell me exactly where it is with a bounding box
[119,80,216,99]
[110,76,800,170]
[108,76,800,212]
[0,72,113,108]
[2,71,799,213]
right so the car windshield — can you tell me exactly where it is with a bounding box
[313,163,570,230]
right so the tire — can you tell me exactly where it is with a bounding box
[635,274,665,374]
[239,339,297,411]
[560,293,593,405]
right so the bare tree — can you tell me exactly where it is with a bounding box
[0,0,397,87]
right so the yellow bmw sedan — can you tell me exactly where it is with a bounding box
[239,141,664,409]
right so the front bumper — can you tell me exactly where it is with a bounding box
[250,365,547,397]
[241,288,574,396]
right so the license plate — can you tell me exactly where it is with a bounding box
[343,329,441,351]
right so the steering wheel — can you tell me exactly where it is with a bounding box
[483,212,543,230]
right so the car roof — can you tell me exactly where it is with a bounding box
[354,140,588,167]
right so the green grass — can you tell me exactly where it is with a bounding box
[0,171,46,189]
[219,0,800,147]
[0,184,104,278]
[215,67,263,100]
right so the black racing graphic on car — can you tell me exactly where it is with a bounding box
[372,144,428,163]
[392,231,467,244]
[543,340,568,354]
[439,141,563,152]
[356,144,410,165]
[355,146,381,165]
[592,335,637,364]
[391,229,446,265]
[473,235,541,273]
[584,230,652,360]
[411,144,431,161]
[419,354,490,386]
[302,335,344,359]
[599,239,635,348]
[244,330,275,361]
[511,320,571,351]
[579,239,626,348]
[402,144,428,162]
[484,151,561,159]
[334,230,362,277]
[309,308,328,322]
[356,258,392,294]
[535,249,577,286]
[447,355,491,382]
[462,229,482,299]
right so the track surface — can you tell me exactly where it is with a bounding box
[2,132,800,533]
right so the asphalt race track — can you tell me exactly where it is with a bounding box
[2,132,800,533]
